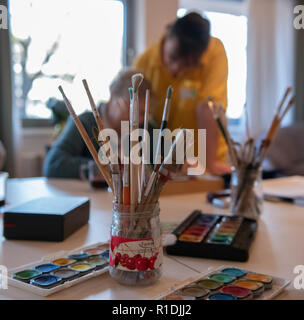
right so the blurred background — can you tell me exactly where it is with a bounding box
[0,0,303,178]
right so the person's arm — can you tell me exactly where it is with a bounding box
[196,102,231,175]
[43,113,94,178]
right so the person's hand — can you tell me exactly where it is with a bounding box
[208,161,232,175]
[180,159,205,176]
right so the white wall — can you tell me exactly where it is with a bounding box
[17,128,53,177]
[134,0,178,56]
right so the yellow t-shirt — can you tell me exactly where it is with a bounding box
[133,36,228,163]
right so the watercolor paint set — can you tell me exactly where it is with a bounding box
[166,210,258,261]
[8,242,109,296]
[156,266,290,300]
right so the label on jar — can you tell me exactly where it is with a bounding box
[110,236,163,272]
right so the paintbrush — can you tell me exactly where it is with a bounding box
[82,79,103,132]
[150,129,191,203]
[208,99,229,145]
[154,86,172,168]
[58,85,113,190]
[209,101,239,166]
[140,89,150,195]
[258,95,295,164]
[244,103,251,140]
[82,79,121,203]
[264,88,292,143]
[142,129,186,205]
[123,156,130,206]
[130,73,144,208]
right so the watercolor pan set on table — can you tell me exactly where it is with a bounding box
[156,266,290,300]
[8,242,110,296]
[166,210,258,262]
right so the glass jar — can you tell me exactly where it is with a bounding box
[109,203,163,286]
[230,165,263,220]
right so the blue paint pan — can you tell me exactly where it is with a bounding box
[68,253,91,260]
[35,263,60,273]
[30,275,62,288]
[208,292,237,300]
[221,267,247,278]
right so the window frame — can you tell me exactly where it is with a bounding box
[8,0,128,128]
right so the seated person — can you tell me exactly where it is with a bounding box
[43,68,154,179]
[263,122,304,176]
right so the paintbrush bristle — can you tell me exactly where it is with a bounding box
[166,85,173,99]
[128,87,133,100]
[131,73,144,92]
[58,85,65,97]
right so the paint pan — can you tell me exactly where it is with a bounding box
[208,292,237,300]
[220,285,253,299]
[68,262,95,273]
[162,292,195,300]
[245,273,273,289]
[68,253,91,260]
[221,216,242,223]
[84,248,105,256]
[86,256,108,269]
[208,234,234,243]
[100,250,110,260]
[35,263,60,273]
[13,269,42,282]
[51,268,79,281]
[216,228,237,235]
[179,227,208,242]
[208,273,235,284]
[178,214,218,243]
[52,258,76,267]
[196,279,222,291]
[221,268,247,278]
[234,280,264,297]
[180,286,210,300]
[206,216,242,245]
[179,224,210,242]
[30,275,62,288]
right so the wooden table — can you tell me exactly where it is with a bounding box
[0,177,303,300]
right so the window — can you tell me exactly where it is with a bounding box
[9,0,125,123]
[178,8,248,120]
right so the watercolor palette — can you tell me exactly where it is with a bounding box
[8,242,110,296]
[156,266,290,300]
[166,210,258,261]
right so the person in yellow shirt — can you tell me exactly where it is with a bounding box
[134,12,231,175]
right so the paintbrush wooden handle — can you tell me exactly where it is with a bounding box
[141,89,150,192]
[82,79,104,132]
[58,86,113,190]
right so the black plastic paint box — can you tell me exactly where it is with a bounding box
[3,197,90,241]
[166,210,257,262]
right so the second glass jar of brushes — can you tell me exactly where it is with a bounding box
[230,165,263,220]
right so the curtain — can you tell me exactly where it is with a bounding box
[0,0,17,176]
[246,0,295,137]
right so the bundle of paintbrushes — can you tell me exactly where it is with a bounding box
[58,74,189,211]
[209,88,295,220]
[58,74,192,285]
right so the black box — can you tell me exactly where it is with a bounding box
[3,197,90,241]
